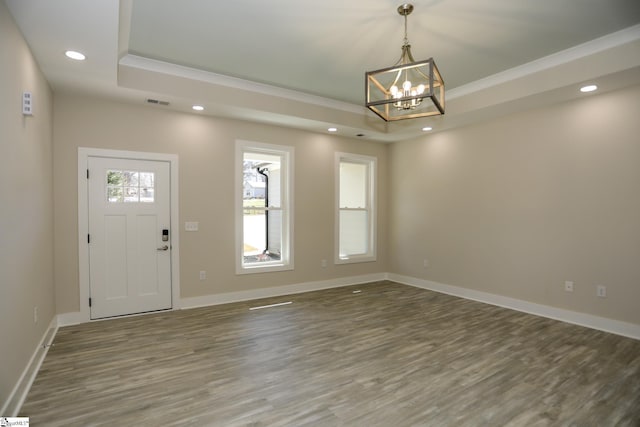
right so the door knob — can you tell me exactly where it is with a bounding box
[157,245,169,251]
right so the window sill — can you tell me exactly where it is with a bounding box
[335,255,376,265]
[236,263,294,275]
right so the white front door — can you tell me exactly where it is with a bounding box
[88,156,172,319]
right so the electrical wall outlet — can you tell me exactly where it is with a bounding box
[423,258,430,268]
[33,306,38,324]
[564,281,574,292]
[597,285,607,298]
[321,259,327,268]
[199,271,206,280]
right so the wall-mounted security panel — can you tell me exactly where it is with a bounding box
[22,91,33,115]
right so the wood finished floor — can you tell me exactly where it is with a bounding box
[21,281,640,426]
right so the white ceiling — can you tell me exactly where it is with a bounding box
[6,0,640,142]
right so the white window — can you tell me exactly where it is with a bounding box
[335,153,376,264]
[106,170,155,203]
[236,140,294,274]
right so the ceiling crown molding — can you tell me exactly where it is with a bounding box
[449,24,640,100]
[119,54,366,115]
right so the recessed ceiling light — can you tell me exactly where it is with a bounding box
[580,85,598,93]
[328,127,338,132]
[422,126,433,132]
[192,105,204,111]
[65,50,86,61]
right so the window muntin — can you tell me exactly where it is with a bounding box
[106,170,154,203]
[336,154,376,263]
[236,141,293,274]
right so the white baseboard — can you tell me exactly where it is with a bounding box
[1,316,58,416]
[56,310,86,327]
[389,273,640,341]
[181,273,388,309]
[53,271,640,340]
[54,273,388,323]
[10,271,637,418]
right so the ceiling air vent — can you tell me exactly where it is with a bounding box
[146,98,170,106]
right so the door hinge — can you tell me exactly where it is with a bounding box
[89,298,92,307]
[87,169,89,179]
[88,234,91,244]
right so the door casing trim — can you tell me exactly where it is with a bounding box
[78,147,181,322]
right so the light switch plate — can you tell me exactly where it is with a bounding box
[22,91,33,115]
[185,221,199,231]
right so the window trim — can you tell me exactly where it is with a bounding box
[235,140,294,274]
[106,169,155,203]
[335,152,377,264]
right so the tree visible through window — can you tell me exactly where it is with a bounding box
[106,170,154,203]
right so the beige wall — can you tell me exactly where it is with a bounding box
[4,5,639,409]
[389,85,640,325]
[0,0,55,407]
[53,93,389,314]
